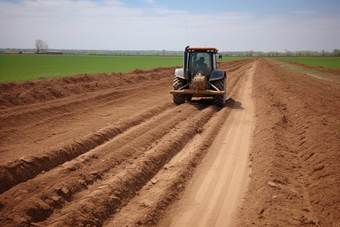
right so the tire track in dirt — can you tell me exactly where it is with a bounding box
[156,59,256,227]
[104,104,233,227]
[104,59,257,227]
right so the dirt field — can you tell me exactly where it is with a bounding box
[0,58,339,227]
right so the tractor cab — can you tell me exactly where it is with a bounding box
[185,47,218,81]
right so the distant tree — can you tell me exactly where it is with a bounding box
[321,49,325,57]
[301,50,309,56]
[35,39,48,54]
[333,49,340,57]
[268,51,275,57]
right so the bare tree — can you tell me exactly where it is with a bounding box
[35,39,48,54]
[42,42,48,53]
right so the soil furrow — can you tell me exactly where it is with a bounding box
[0,102,174,194]
[106,102,234,227]
[235,58,340,227]
[36,105,217,227]
[0,102,203,226]
[0,80,168,132]
[0,67,176,109]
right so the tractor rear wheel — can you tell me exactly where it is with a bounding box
[212,77,226,107]
[173,77,186,105]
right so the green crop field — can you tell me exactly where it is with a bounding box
[273,57,340,69]
[0,54,183,83]
[0,54,250,83]
[0,55,184,83]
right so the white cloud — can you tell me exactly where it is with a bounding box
[144,0,155,4]
[0,0,339,52]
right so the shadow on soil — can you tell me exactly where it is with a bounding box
[188,98,242,110]
[227,98,244,110]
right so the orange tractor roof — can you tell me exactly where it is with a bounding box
[186,47,219,51]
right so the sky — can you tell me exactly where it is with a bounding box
[0,0,339,52]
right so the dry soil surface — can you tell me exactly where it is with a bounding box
[0,58,339,227]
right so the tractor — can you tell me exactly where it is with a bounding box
[170,46,226,107]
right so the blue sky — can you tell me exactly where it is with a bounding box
[0,0,339,52]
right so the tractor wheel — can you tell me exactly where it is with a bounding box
[173,77,186,105]
[212,76,226,107]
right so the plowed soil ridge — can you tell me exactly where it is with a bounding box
[1,58,339,227]
[0,102,172,194]
[106,101,233,227]
[0,101,221,226]
[235,58,340,226]
[0,67,177,109]
[40,105,217,227]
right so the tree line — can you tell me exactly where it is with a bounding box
[222,49,340,57]
[1,39,339,57]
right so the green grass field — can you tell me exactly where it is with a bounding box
[272,57,340,69]
[0,55,251,83]
[0,55,185,83]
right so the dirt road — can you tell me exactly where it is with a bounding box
[159,60,256,227]
[0,58,339,227]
